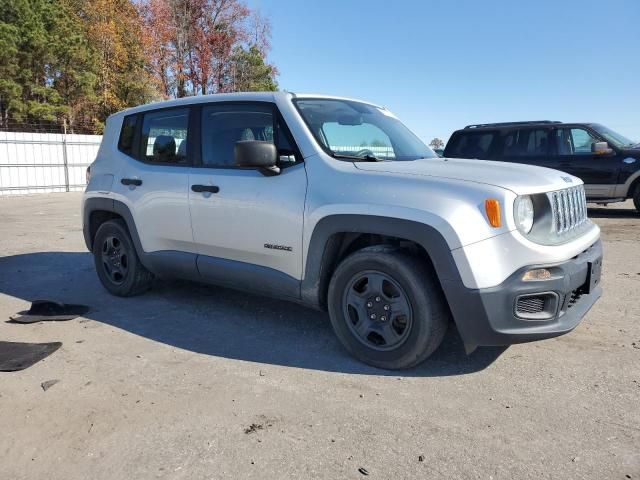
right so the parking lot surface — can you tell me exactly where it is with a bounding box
[0,193,638,479]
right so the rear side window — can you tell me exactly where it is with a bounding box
[500,129,550,157]
[118,115,138,156]
[141,108,190,164]
[446,132,495,159]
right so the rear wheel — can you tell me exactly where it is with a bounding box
[93,219,153,296]
[327,246,448,369]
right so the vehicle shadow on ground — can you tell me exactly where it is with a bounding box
[0,252,506,377]
[587,206,639,219]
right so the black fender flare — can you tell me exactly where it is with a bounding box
[300,214,463,309]
[83,197,145,259]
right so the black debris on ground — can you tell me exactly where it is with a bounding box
[41,379,60,391]
[244,423,264,434]
[0,341,62,372]
[9,300,89,324]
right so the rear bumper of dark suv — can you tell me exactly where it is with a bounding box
[443,240,603,348]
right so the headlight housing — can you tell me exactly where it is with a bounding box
[514,195,534,234]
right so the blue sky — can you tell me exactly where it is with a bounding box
[249,0,639,144]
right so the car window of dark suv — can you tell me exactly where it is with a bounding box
[446,132,495,159]
[499,129,550,158]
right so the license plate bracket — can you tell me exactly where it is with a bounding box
[584,257,602,294]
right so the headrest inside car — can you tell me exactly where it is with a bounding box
[153,135,176,159]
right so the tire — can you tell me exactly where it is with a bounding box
[93,219,153,296]
[633,185,640,213]
[327,245,448,369]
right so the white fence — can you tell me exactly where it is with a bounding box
[0,131,101,196]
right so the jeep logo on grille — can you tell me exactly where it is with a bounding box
[561,176,573,183]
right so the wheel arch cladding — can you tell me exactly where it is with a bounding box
[83,198,144,259]
[301,215,461,310]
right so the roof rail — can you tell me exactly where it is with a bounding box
[464,120,561,129]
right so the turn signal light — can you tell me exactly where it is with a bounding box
[522,268,552,281]
[485,199,501,228]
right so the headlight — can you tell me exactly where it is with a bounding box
[514,195,534,234]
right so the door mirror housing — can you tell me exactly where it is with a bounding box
[592,141,613,155]
[234,140,280,175]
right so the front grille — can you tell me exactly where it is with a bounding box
[566,289,584,309]
[548,185,588,235]
[517,296,546,314]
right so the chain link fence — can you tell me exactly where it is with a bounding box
[0,124,101,196]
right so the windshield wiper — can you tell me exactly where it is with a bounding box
[331,153,383,162]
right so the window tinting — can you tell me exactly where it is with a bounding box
[447,133,495,159]
[141,108,189,164]
[118,115,138,156]
[501,129,549,157]
[201,104,274,167]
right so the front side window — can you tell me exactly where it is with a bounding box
[200,103,299,168]
[555,128,599,155]
[500,129,550,157]
[141,108,189,164]
[293,98,436,161]
[201,104,274,167]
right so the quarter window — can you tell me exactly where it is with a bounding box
[141,108,190,164]
[118,115,138,156]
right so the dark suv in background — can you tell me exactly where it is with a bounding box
[444,121,640,212]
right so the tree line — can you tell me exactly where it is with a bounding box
[0,0,278,133]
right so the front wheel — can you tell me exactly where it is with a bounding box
[633,185,640,213]
[327,246,448,369]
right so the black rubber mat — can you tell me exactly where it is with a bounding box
[0,341,62,372]
[9,300,89,324]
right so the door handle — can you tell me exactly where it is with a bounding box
[121,178,142,186]
[191,184,220,193]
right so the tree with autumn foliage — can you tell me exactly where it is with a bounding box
[0,0,278,132]
[139,0,278,98]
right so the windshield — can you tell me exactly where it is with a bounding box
[591,124,636,148]
[293,98,437,161]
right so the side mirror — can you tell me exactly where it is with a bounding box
[592,141,613,155]
[234,140,279,175]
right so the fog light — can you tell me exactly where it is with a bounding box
[522,268,552,281]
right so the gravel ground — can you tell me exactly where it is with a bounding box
[0,193,638,480]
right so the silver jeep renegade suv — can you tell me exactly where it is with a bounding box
[82,92,603,369]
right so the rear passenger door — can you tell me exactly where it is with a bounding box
[495,128,556,169]
[187,102,307,298]
[112,107,194,254]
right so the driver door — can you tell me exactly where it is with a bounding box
[551,127,619,197]
[188,102,307,298]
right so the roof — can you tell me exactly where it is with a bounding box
[464,121,561,129]
[112,91,383,118]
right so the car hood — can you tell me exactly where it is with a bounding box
[353,157,580,195]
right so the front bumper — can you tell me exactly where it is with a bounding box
[442,239,603,347]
